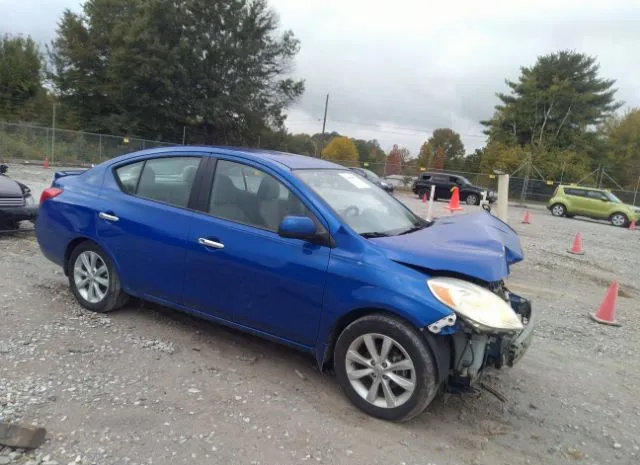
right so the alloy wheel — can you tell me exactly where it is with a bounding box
[73,250,109,304]
[345,333,416,409]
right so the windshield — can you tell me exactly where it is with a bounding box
[295,169,425,236]
[603,191,622,203]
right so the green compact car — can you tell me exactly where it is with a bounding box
[547,185,640,227]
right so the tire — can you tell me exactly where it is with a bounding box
[334,314,438,422]
[68,241,129,313]
[550,203,566,217]
[465,193,479,206]
[610,212,628,228]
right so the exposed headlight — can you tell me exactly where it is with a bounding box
[427,277,523,333]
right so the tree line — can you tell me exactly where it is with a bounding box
[1,0,639,188]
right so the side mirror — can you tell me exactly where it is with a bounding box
[278,215,317,240]
[601,197,608,202]
[0,164,7,174]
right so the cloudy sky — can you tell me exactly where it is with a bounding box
[1,0,639,154]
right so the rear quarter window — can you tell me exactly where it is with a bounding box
[114,161,144,194]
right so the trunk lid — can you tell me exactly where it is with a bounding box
[369,212,523,282]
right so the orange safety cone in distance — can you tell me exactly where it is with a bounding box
[422,192,427,203]
[568,232,584,255]
[447,186,464,212]
[589,281,621,326]
[43,157,49,169]
[522,210,531,224]
[629,220,636,231]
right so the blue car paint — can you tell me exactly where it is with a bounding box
[369,212,523,282]
[36,146,523,368]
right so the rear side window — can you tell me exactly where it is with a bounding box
[115,162,144,194]
[587,191,606,200]
[565,188,588,197]
[114,156,201,209]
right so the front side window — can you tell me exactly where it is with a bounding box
[209,160,310,231]
[114,156,201,208]
[295,169,425,236]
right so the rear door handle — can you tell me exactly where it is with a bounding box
[99,212,119,222]
[198,238,224,249]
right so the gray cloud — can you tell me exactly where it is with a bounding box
[2,0,638,155]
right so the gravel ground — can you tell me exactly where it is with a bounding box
[1,163,639,465]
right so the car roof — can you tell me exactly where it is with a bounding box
[424,172,458,176]
[560,185,607,192]
[108,145,343,171]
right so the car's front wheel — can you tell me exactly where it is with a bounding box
[550,203,566,217]
[68,241,129,313]
[610,212,628,227]
[334,314,438,422]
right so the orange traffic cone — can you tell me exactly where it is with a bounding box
[447,186,464,212]
[629,220,636,231]
[568,232,584,255]
[43,157,49,169]
[589,281,621,326]
[522,211,531,224]
[422,193,427,203]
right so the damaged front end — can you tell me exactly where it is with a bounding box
[428,281,535,390]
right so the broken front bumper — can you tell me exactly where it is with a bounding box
[448,291,535,387]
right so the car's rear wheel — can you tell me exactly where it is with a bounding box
[610,212,628,227]
[465,193,479,205]
[68,241,129,313]
[550,203,566,217]
[334,314,438,422]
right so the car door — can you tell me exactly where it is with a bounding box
[585,190,609,218]
[182,157,331,347]
[96,154,206,304]
[565,188,590,215]
[431,174,450,198]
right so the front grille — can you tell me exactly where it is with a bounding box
[0,197,25,208]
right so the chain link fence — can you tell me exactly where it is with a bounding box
[0,121,177,166]
[345,161,640,206]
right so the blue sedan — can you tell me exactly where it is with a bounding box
[36,146,534,422]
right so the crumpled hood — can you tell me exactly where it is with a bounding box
[369,212,523,282]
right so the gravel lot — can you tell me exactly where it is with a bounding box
[1,163,639,465]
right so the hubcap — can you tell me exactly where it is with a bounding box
[612,215,625,226]
[552,205,564,216]
[345,333,416,409]
[73,251,109,304]
[466,195,478,205]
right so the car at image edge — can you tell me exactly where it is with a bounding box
[547,185,640,227]
[412,171,497,205]
[35,146,534,422]
[0,163,38,229]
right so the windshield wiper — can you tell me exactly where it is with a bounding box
[396,222,432,235]
[361,232,391,238]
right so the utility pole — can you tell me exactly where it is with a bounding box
[319,93,329,157]
[182,126,186,145]
[51,100,56,164]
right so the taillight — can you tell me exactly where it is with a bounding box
[40,187,63,205]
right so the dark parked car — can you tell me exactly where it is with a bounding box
[412,172,496,205]
[36,146,533,422]
[349,167,394,193]
[0,164,38,229]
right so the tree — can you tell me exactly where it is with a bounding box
[352,138,385,165]
[321,136,358,163]
[431,146,445,170]
[385,145,403,175]
[0,34,47,122]
[481,51,621,161]
[417,128,464,170]
[603,108,640,187]
[49,0,305,144]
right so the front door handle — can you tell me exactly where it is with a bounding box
[198,238,224,249]
[99,212,119,222]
